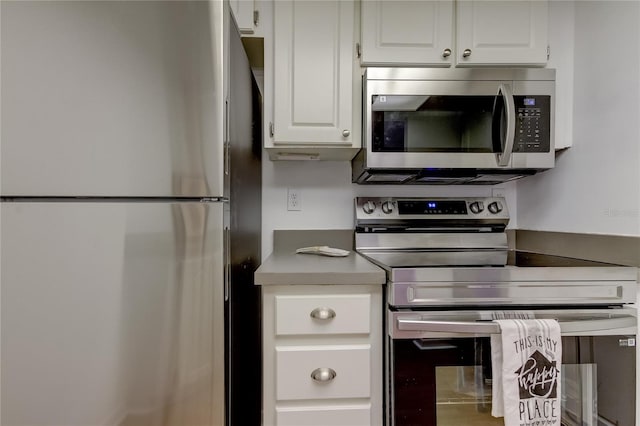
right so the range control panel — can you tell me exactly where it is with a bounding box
[355,197,510,222]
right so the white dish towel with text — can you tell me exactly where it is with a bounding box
[491,319,562,426]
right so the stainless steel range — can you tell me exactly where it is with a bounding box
[354,197,637,426]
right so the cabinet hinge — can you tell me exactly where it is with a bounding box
[253,10,259,27]
[269,122,274,138]
[356,42,361,59]
[547,45,550,60]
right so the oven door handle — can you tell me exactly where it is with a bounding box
[397,317,637,335]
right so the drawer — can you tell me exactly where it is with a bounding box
[275,345,371,400]
[275,294,371,335]
[276,404,371,426]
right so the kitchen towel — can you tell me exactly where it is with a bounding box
[491,319,562,426]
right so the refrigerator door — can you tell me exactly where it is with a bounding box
[0,1,227,197]
[1,201,225,426]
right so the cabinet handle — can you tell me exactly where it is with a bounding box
[310,307,336,320]
[342,129,350,137]
[311,367,337,383]
[442,48,452,58]
[463,48,472,58]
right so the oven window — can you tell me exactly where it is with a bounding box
[371,95,497,153]
[435,365,502,426]
[391,336,635,426]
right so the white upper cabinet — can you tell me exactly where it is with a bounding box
[360,0,454,66]
[230,0,262,36]
[360,0,548,67]
[268,0,360,160]
[456,0,548,66]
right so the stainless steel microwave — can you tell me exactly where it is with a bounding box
[352,68,556,185]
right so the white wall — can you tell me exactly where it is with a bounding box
[261,159,518,256]
[517,0,640,236]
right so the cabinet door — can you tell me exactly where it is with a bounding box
[360,0,454,66]
[456,0,548,66]
[273,0,355,145]
[230,0,256,34]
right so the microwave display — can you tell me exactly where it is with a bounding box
[371,95,550,154]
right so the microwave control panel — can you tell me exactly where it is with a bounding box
[513,95,551,153]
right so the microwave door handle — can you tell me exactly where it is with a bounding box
[397,316,637,335]
[495,83,516,167]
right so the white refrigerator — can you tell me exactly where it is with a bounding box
[0,1,261,425]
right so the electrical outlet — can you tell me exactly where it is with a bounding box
[492,187,506,199]
[287,188,301,211]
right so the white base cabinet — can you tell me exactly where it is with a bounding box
[262,285,383,426]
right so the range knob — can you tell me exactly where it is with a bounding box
[362,200,376,214]
[469,201,484,214]
[488,201,503,214]
[382,201,394,214]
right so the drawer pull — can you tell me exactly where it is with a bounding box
[310,367,337,383]
[310,307,336,320]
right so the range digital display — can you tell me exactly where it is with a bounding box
[398,200,468,215]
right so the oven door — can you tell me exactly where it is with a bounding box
[388,309,637,426]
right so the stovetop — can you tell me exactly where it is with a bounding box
[354,197,638,307]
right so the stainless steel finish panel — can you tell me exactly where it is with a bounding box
[389,308,637,338]
[389,265,638,283]
[368,80,515,97]
[388,279,637,307]
[1,201,225,425]
[360,250,509,269]
[365,67,556,81]
[355,233,508,250]
[1,1,226,197]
